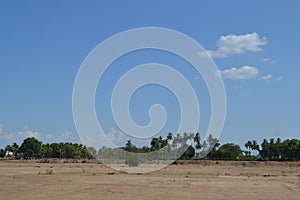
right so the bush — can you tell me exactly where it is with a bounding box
[40,159,50,163]
[125,155,139,167]
[0,149,6,158]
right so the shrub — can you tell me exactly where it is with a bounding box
[125,155,139,167]
[46,169,53,175]
[0,149,6,158]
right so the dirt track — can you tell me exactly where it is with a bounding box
[0,160,299,200]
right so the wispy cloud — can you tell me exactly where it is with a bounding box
[259,74,273,81]
[260,58,270,62]
[275,76,283,81]
[80,127,152,149]
[0,124,80,148]
[217,66,259,80]
[199,32,267,58]
[0,124,153,149]
[260,57,277,64]
[105,127,130,146]
[259,74,283,81]
[111,128,152,147]
[0,129,41,145]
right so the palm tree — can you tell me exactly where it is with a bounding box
[43,143,52,158]
[172,133,181,149]
[252,140,259,156]
[199,140,208,157]
[245,141,253,151]
[261,139,270,160]
[125,140,133,152]
[194,133,202,157]
[207,134,218,150]
[276,138,281,144]
[58,143,66,159]
[166,132,173,142]
[202,140,208,150]
[5,145,13,156]
[183,132,189,144]
[11,142,19,157]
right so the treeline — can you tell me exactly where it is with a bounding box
[99,133,300,161]
[97,133,218,161]
[244,138,300,161]
[0,137,94,159]
[1,134,300,161]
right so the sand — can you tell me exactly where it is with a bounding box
[0,160,299,200]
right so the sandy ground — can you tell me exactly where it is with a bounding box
[0,160,300,200]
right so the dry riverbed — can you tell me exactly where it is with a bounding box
[0,160,299,200]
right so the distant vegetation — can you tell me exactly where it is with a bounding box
[0,137,93,159]
[98,133,300,162]
[125,155,140,167]
[1,133,300,162]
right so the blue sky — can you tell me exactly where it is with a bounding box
[0,1,299,149]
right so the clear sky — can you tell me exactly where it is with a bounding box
[0,1,299,149]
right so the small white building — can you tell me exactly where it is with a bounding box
[5,151,13,156]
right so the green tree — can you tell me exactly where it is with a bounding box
[64,143,75,158]
[81,145,93,159]
[245,141,253,154]
[124,140,137,152]
[159,136,168,148]
[19,137,42,159]
[56,143,66,159]
[215,143,242,160]
[180,145,195,160]
[49,143,60,158]
[5,145,13,156]
[172,133,182,149]
[193,133,202,157]
[41,143,52,158]
[167,132,173,142]
[0,148,6,158]
[206,134,220,159]
[282,139,300,161]
[260,139,270,160]
[11,142,19,158]
[150,138,159,151]
[251,140,260,156]
[207,134,220,151]
[87,146,97,157]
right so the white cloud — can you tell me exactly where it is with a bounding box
[259,74,273,80]
[85,127,152,149]
[0,130,40,147]
[0,125,158,149]
[45,134,56,141]
[59,131,80,142]
[0,125,147,149]
[218,66,259,80]
[260,58,277,64]
[81,128,129,149]
[105,127,129,145]
[0,125,80,148]
[199,32,267,58]
[259,75,283,81]
[260,58,270,62]
[82,127,155,149]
